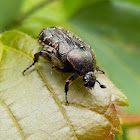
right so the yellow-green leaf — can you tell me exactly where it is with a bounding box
[0,30,128,140]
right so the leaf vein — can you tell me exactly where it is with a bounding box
[0,101,25,140]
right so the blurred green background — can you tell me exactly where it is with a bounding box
[0,0,140,139]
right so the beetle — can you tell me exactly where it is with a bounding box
[23,26,106,104]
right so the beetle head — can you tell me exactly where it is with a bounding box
[83,72,106,89]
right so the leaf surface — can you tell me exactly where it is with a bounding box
[0,31,128,140]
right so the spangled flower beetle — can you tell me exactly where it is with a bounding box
[23,27,106,104]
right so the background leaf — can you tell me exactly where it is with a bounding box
[0,0,23,30]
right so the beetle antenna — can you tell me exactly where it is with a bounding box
[96,80,106,88]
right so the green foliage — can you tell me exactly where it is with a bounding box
[0,0,23,30]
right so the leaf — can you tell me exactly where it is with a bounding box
[61,0,105,17]
[119,110,140,127]
[0,30,128,139]
[115,0,140,5]
[0,0,23,29]
[14,0,68,37]
[14,0,105,37]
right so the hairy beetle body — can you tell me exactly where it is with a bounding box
[23,27,106,104]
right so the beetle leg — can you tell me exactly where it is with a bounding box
[65,74,78,104]
[96,66,105,74]
[22,50,50,75]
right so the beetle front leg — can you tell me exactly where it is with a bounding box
[22,50,49,75]
[65,74,78,104]
[96,66,105,74]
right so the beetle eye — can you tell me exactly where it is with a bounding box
[83,77,88,82]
